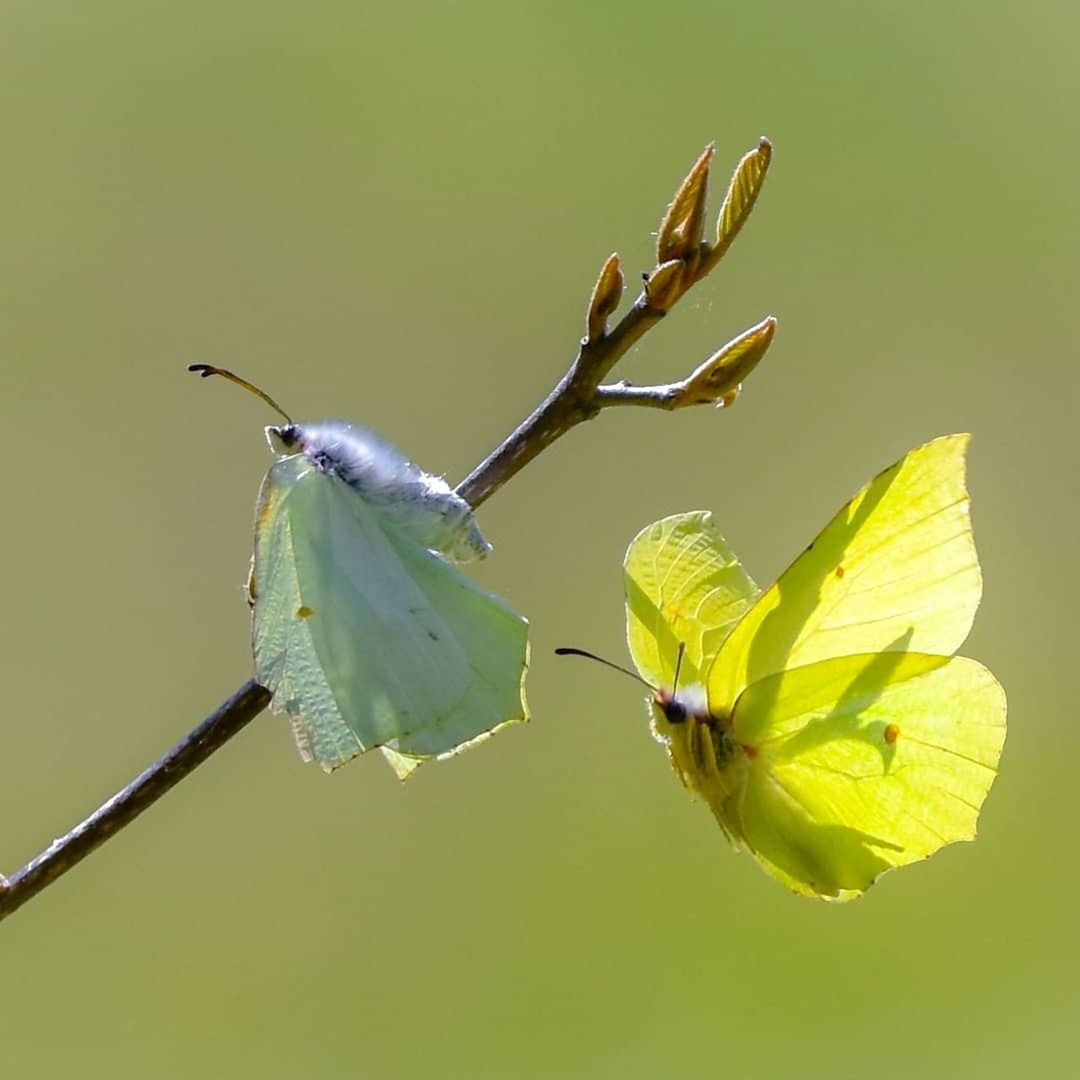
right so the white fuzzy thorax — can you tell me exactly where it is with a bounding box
[269,419,492,563]
[672,682,709,718]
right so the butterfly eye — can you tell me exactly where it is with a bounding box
[661,698,688,725]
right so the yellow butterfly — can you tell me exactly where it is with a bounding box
[569,435,1006,901]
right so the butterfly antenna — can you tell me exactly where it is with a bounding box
[188,363,294,423]
[671,641,686,697]
[554,647,651,688]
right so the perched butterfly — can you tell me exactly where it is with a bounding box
[190,364,529,778]
[561,434,1005,900]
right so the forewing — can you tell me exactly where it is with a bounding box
[624,512,760,689]
[731,651,1006,900]
[253,456,476,769]
[710,435,981,710]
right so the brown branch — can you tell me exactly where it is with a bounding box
[457,300,664,508]
[0,681,271,921]
[0,137,775,923]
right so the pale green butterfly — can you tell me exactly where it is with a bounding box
[190,365,530,778]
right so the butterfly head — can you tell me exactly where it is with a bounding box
[649,642,710,729]
[266,423,306,456]
[652,681,709,727]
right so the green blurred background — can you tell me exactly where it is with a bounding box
[1,1,1075,1076]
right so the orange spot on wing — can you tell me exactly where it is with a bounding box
[255,484,282,536]
[884,723,900,744]
[297,605,314,618]
[834,565,845,579]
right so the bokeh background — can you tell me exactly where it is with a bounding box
[1,2,1075,1076]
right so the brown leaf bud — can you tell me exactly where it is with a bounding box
[680,316,777,405]
[657,144,714,264]
[643,258,686,312]
[710,137,773,270]
[585,253,624,343]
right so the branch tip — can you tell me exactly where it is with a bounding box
[680,316,777,406]
[657,143,715,265]
[706,137,773,272]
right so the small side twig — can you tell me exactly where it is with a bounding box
[592,315,776,412]
[0,137,776,922]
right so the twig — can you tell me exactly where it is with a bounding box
[0,137,776,922]
[0,681,271,921]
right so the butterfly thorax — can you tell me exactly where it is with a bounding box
[650,683,750,844]
[264,420,492,563]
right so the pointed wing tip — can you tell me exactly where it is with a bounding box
[924,431,973,461]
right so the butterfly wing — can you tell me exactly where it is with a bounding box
[372,519,530,769]
[252,455,528,772]
[730,651,1006,899]
[625,511,760,690]
[709,435,982,712]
